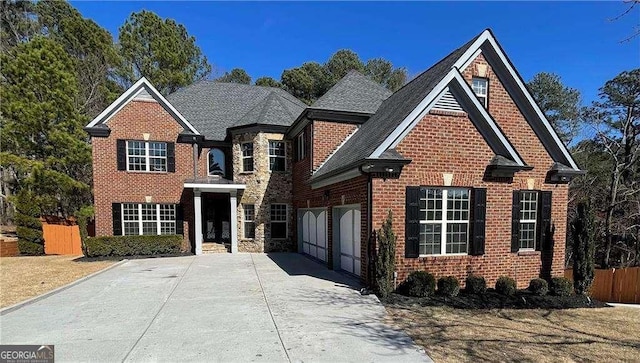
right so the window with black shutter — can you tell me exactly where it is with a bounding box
[470,188,486,256]
[511,190,552,252]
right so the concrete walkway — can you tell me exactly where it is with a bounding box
[0,254,430,362]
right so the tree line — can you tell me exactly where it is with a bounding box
[0,0,638,267]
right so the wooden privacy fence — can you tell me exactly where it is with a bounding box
[565,267,640,304]
[42,222,82,256]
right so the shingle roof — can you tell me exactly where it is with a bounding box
[310,70,392,114]
[167,81,306,140]
[313,33,482,180]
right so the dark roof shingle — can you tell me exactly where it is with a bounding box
[311,70,392,114]
[313,33,482,179]
[167,82,306,140]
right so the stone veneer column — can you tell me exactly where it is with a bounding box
[194,189,203,255]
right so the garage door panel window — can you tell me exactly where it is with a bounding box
[419,188,470,256]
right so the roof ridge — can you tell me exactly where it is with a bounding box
[273,91,296,120]
[231,91,273,127]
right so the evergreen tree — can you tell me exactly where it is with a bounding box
[375,211,396,298]
[571,202,596,294]
[217,68,251,84]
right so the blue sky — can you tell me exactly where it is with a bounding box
[72,1,639,104]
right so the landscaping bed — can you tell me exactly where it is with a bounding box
[382,289,608,310]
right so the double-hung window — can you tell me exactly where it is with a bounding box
[270,204,287,239]
[419,188,470,255]
[269,141,286,171]
[519,191,538,250]
[242,142,254,172]
[121,203,176,236]
[126,141,167,172]
[472,77,488,107]
[243,204,255,239]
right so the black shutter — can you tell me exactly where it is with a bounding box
[116,140,126,171]
[167,142,176,172]
[112,203,122,235]
[175,204,184,235]
[405,186,420,258]
[536,191,552,251]
[470,188,486,256]
[511,191,521,252]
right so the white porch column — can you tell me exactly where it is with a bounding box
[230,191,239,253]
[194,189,203,255]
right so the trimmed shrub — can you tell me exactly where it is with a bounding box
[495,276,517,296]
[84,235,182,257]
[550,277,574,296]
[399,271,436,297]
[17,240,44,255]
[528,278,549,296]
[465,275,487,294]
[437,276,460,297]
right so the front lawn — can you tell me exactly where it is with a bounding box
[384,301,640,362]
[0,255,114,308]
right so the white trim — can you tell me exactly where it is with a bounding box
[454,31,579,170]
[418,187,471,256]
[183,183,246,191]
[310,167,362,190]
[268,140,287,172]
[370,69,524,166]
[241,142,254,172]
[86,77,200,135]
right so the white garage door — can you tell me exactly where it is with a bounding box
[337,207,361,276]
[300,209,327,262]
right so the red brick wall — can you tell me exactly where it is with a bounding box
[91,100,194,251]
[312,121,357,171]
[371,54,568,288]
[292,123,370,278]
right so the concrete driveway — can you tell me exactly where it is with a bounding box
[0,253,430,362]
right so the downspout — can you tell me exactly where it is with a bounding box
[367,174,374,287]
[192,142,199,180]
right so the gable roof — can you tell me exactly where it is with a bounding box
[312,29,582,183]
[312,33,482,180]
[167,81,306,140]
[310,70,392,114]
[85,77,199,135]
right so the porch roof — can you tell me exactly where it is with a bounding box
[184,178,246,191]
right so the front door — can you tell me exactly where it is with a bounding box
[202,193,230,243]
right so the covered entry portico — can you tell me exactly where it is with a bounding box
[184,179,246,255]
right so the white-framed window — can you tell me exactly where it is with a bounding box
[243,204,255,239]
[268,141,286,171]
[419,188,470,255]
[296,132,305,161]
[126,141,167,172]
[208,148,226,177]
[270,204,287,239]
[241,142,253,172]
[519,191,538,250]
[121,203,176,236]
[472,77,488,107]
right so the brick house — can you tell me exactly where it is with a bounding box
[85,29,582,287]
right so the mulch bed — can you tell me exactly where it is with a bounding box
[382,289,609,310]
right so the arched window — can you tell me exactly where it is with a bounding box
[208,148,225,177]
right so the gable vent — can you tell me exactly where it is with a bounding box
[133,88,155,101]
[432,87,463,113]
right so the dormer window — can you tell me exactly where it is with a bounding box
[472,77,488,107]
